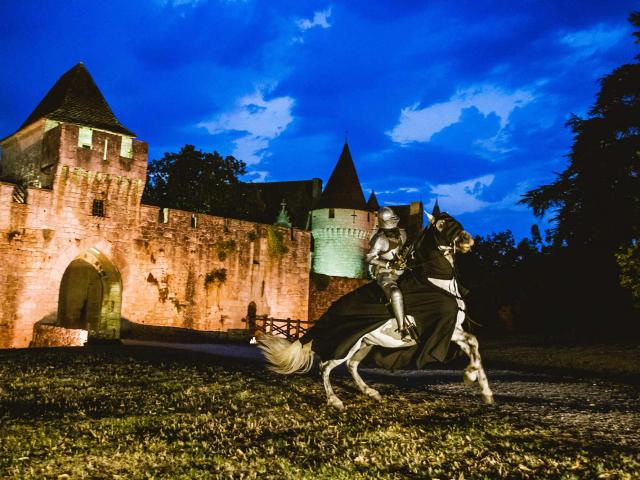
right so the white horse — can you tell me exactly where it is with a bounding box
[258,213,493,410]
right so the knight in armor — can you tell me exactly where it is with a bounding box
[365,207,415,340]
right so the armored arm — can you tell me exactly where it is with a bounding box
[365,235,390,268]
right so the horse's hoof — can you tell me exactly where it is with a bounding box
[365,388,382,402]
[327,396,345,410]
[481,392,494,405]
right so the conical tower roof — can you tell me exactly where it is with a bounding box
[432,198,441,216]
[366,190,379,211]
[17,63,135,137]
[316,142,367,210]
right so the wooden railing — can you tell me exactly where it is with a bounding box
[251,315,314,341]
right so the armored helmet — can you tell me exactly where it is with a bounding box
[378,207,400,229]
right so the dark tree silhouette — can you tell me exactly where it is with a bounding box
[458,229,549,333]
[515,12,640,332]
[520,12,640,253]
[142,145,262,219]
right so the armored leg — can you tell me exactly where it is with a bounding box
[389,287,418,341]
[378,274,417,341]
[389,287,405,332]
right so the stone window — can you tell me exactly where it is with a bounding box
[329,208,335,218]
[92,199,105,217]
[78,127,93,149]
[191,214,198,228]
[159,207,169,224]
[120,136,133,158]
[12,184,27,204]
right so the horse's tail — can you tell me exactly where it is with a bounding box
[257,335,314,375]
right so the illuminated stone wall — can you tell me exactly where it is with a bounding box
[31,324,88,347]
[0,123,311,348]
[308,274,371,321]
[311,208,376,278]
[0,119,59,188]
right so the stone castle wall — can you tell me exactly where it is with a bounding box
[0,123,310,348]
[31,323,88,347]
[308,274,371,321]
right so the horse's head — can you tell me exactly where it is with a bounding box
[426,212,474,255]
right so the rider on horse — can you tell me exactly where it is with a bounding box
[365,207,416,341]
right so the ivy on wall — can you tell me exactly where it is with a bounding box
[204,268,227,288]
[215,240,237,261]
[266,226,289,259]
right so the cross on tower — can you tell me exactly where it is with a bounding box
[351,210,357,223]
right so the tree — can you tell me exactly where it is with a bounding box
[518,12,640,331]
[458,229,545,332]
[520,12,640,253]
[616,241,640,308]
[142,145,262,219]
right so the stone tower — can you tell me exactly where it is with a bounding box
[310,142,375,278]
[0,63,147,346]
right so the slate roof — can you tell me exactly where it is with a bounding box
[315,142,367,211]
[366,191,380,211]
[17,63,135,137]
[241,178,322,229]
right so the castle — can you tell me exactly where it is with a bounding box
[0,63,421,349]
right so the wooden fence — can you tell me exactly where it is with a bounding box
[251,315,313,341]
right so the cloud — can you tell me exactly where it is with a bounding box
[387,85,534,145]
[296,7,332,31]
[157,0,203,7]
[429,174,495,215]
[245,170,269,182]
[198,89,294,164]
[560,23,628,57]
[372,186,420,197]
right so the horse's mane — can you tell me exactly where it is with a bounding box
[401,213,464,266]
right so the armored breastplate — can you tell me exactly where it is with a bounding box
[381,237,401,256]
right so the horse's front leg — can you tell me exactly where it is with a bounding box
[320,359,347,410]
[451,328,494,404]
[346,344,381,401]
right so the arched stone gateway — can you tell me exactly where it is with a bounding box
[57,248,122,340]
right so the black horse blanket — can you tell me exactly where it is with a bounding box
[300,273,461,370]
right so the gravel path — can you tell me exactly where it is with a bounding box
[366,367,640,449]
[123,339,640,448]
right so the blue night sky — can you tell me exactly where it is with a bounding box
[1,1,638,239]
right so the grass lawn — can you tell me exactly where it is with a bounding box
[0,345,638,479]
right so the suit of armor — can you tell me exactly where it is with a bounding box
[365,207,413,340]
